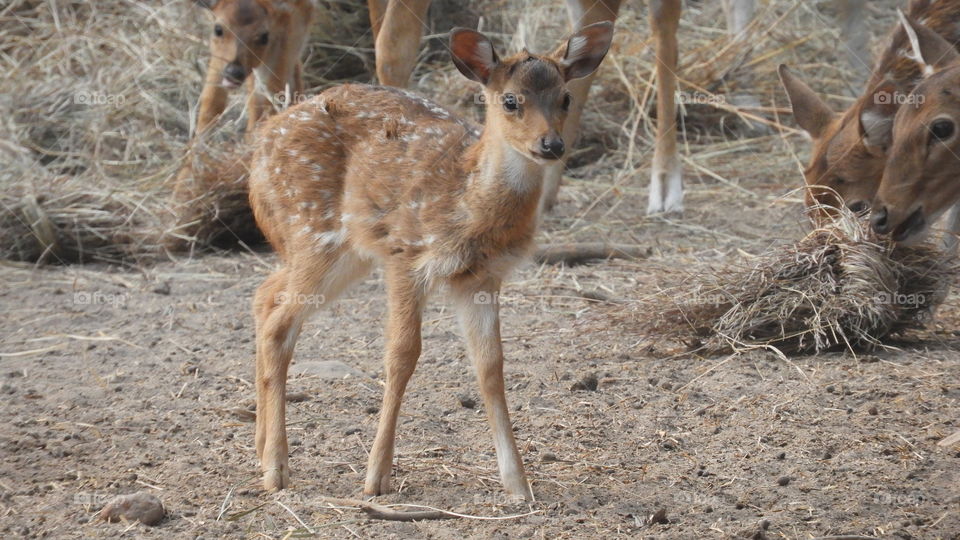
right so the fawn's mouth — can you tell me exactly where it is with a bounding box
[892,207,927,243]
[221,76,245,89]
[529,150,562,162]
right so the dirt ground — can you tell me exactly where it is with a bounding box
[2,142,959,539]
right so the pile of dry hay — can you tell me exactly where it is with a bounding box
[646,211,956,354]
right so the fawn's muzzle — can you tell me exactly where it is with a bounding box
[536,136,565,160]
[223,63,247,87]
[872,206,926,241]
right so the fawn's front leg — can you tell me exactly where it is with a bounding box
[453,279,533,501]
[364,267,425,496]
[196,55,229,134]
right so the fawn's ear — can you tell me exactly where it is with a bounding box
[552,21,614,82]
[778,64,835,139]
[450,28,500,85]
[193,0,218,9]
[859,80,899,153]
[899,10,960,75]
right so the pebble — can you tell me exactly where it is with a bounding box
[457,394,477,409]
[99,492,165,526]
[777,476,791,487]
[570,373,599,392]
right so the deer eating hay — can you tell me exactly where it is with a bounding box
[643,208,955,355]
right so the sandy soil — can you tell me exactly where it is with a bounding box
[2,150,959,539]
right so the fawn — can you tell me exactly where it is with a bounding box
[778,0,960,218]
[248,23,614,498]
[190,0,314,135]
[871,15,960,244]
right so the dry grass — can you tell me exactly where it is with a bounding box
[636,206,955,354]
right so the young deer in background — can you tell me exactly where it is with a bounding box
[778,0,960,218]
[248,23,614,498]
[191,0,314,135]
[871,16,960,244]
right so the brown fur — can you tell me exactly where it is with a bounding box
[872,21,960,241]
[192,0,314,136]
[248,25,612,499]
[780,0,960,218]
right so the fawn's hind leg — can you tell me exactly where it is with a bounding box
[364,266,426,496]
[254,268,289,462]
[254,250,371,491]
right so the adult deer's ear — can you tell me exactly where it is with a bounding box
[778,64,835,140]
[194,0,218,9]
[552,21,614,82]
[859,80,899,154]
[899,10,960,75]
[450,28,500,85]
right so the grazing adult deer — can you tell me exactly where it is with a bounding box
[248,23,614,498]
[779,0,960,217]
[871,17,960,243]
[190,0,314,135]
[365,0,680,215]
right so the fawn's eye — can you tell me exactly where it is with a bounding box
[214,24,224,37]
[562,93,571,111]
[834,177,847,185]
[258,32,269,45]
[503,94,519,112]
[930,119,955,142]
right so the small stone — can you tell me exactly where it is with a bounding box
[541,452,558,462]
[570,373,599,392]
[776,452,786,460]
[364,406,379,415]
[152,282,171,295]
[648,508,669,525]
[868,405,879,415]
[457,394,477,409]
[777,476,791,487]
[99,492,164,526]
[344,427,361,436]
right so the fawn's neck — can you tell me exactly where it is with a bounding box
[466,130,545,207]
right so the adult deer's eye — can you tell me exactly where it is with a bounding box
[562,93,572,111]
[214,24,224,37]
[258,32,269,45]
[931,119,955,141]
[503,93,519,112]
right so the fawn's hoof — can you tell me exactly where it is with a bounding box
[263,467,289,492]
[362,474,391,498]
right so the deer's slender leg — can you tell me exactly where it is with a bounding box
[647,0,682,215]
[196,55,229,134]
[255,250,370,491]
[451,278,532,500]
[540,0,622,214]
[363,265,426,496]
[374,0,432,87]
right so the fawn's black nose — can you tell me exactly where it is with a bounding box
[539,136,565,160]
[847,200,868,214]
[223,63,246,84]
[871,206,890,234]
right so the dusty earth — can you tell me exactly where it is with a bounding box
[2,149,959,539]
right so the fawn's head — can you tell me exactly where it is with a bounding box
[194,0,277,88]
[778,66,899,220]
[449,22,614,163]
[872,16,960,242]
